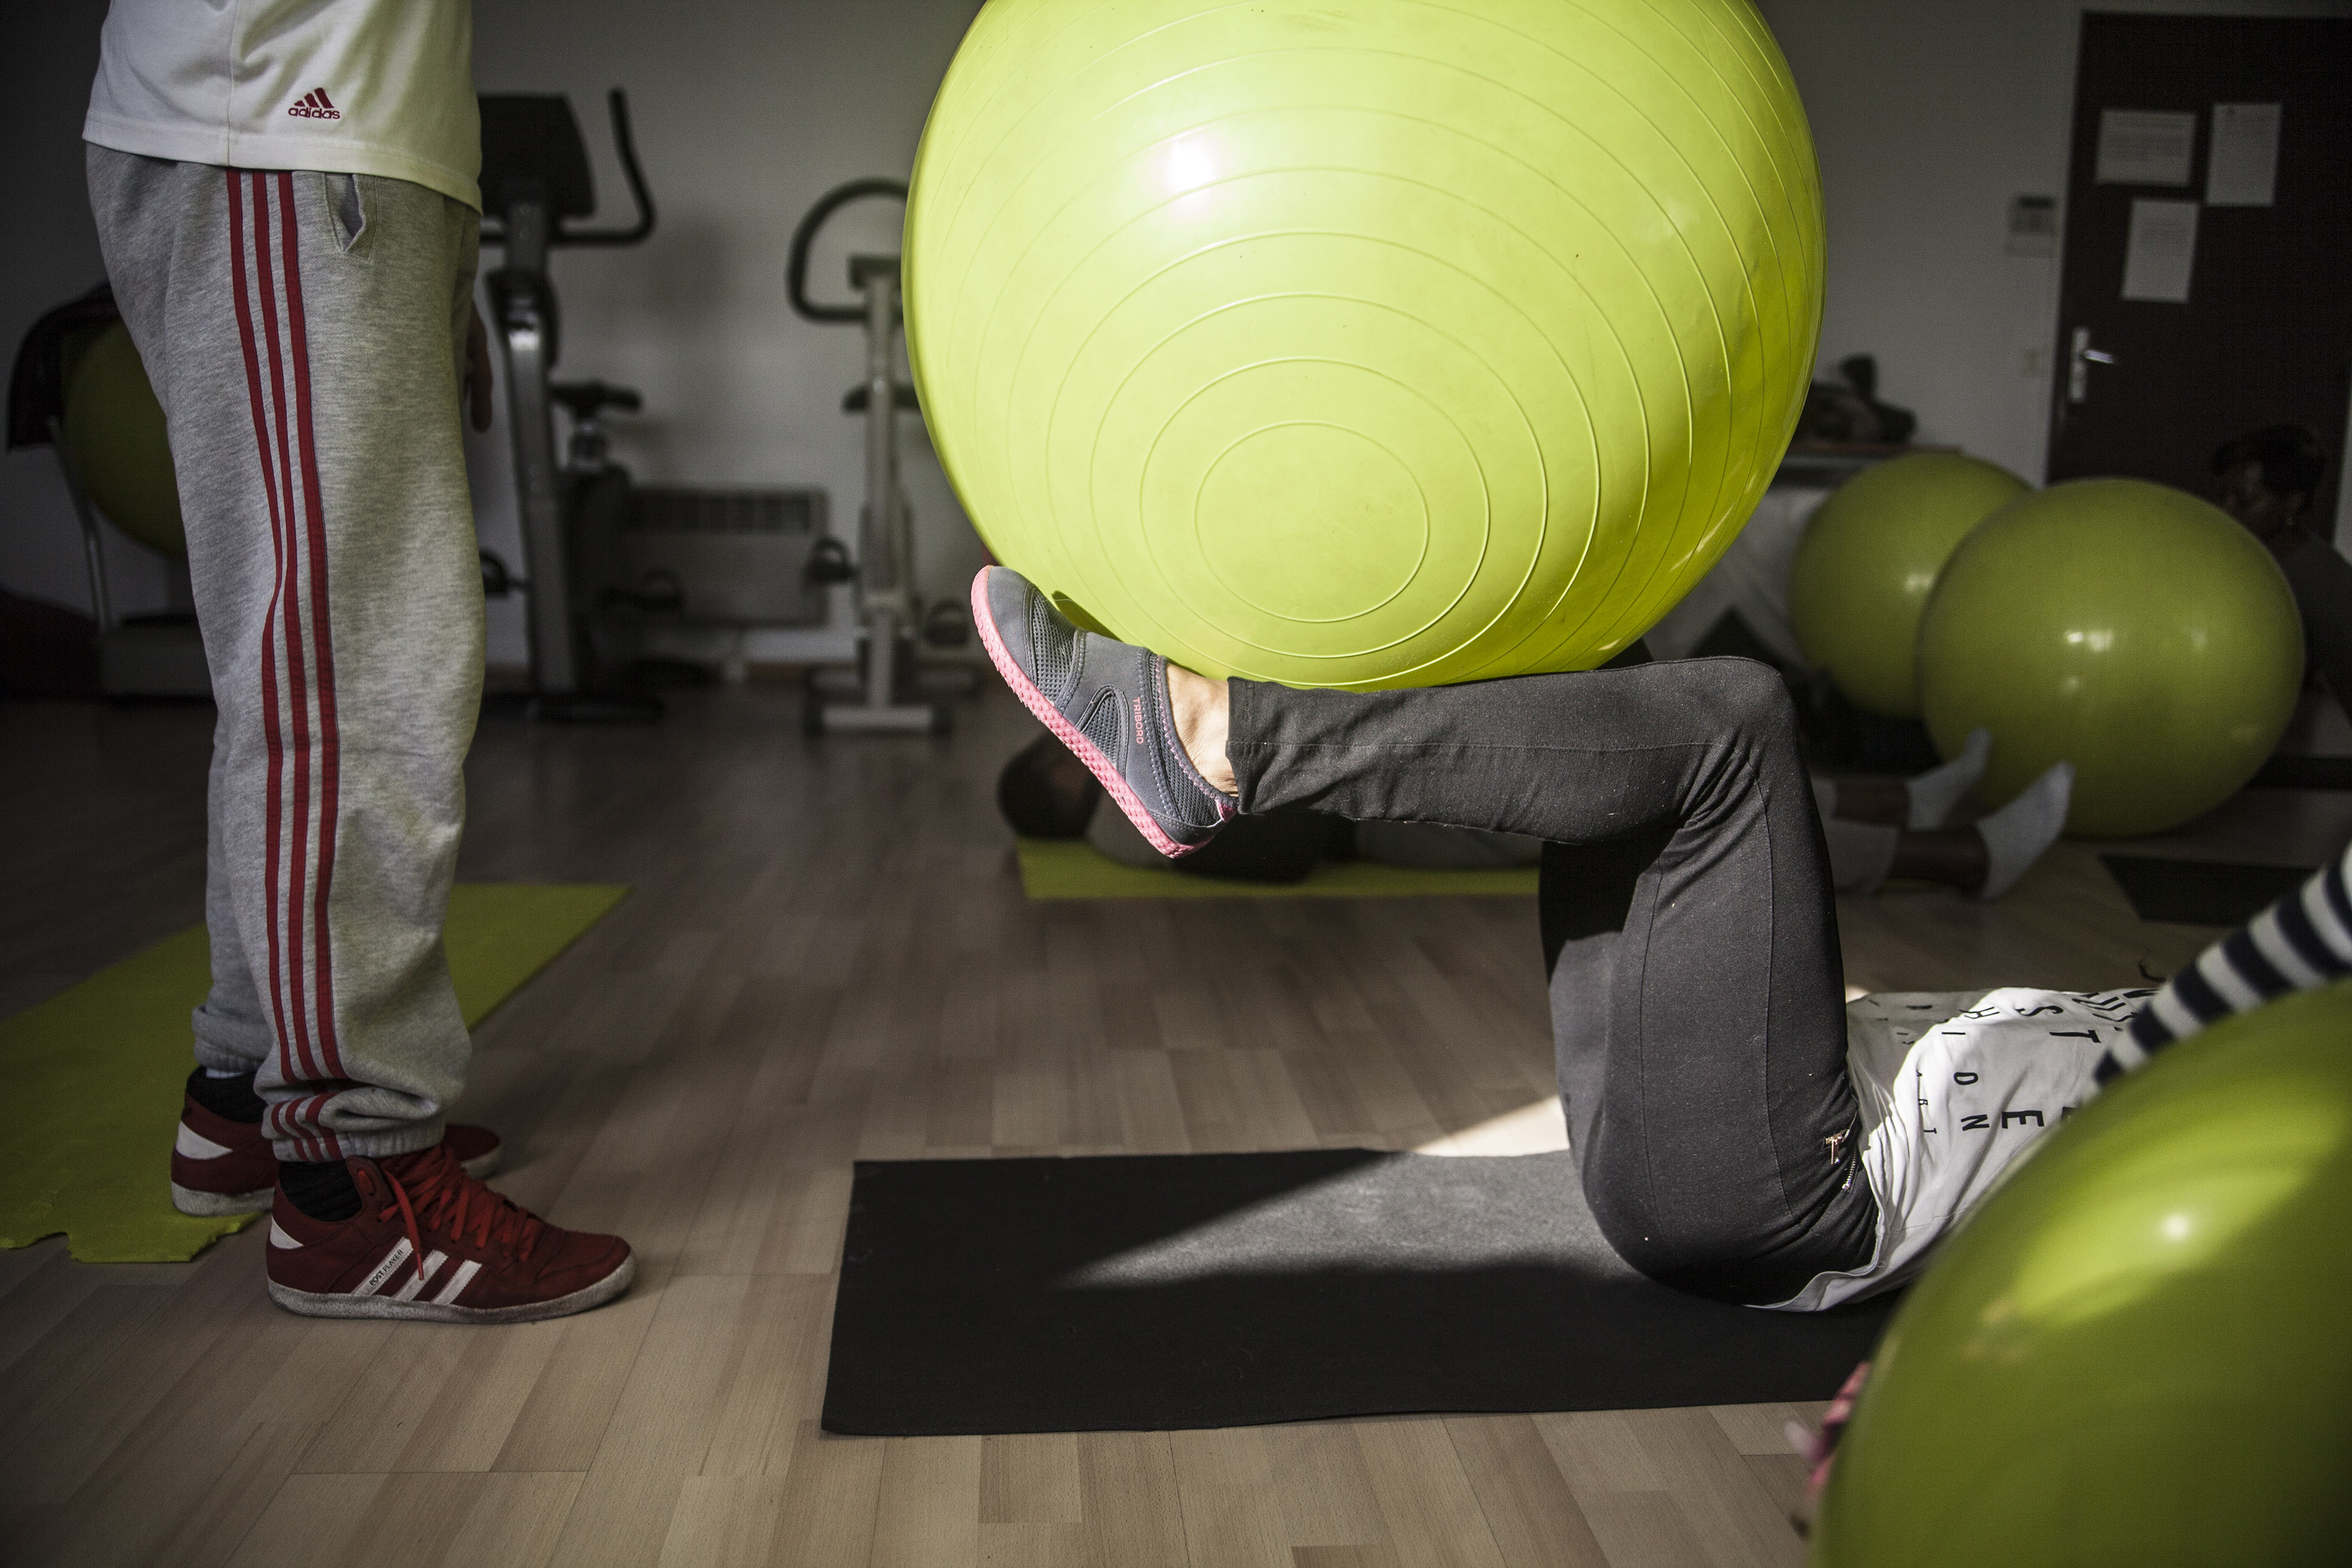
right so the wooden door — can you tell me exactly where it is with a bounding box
[2048,14,2352,532]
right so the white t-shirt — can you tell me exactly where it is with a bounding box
[1765,987,2148,1312]
[84,0,480,211]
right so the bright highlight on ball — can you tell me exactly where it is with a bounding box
[906,0,1825,689]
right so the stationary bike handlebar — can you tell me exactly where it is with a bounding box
[479,88,657,250]
[787,179,908,323]
[564,90,657,246]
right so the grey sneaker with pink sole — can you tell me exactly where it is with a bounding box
[970,567,1235,858]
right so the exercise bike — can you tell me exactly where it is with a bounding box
[477,88,664,723]
[788,179,978,736]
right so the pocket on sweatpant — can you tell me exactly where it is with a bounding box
[323,171,369,255]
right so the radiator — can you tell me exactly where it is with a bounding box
[620,486,829,626]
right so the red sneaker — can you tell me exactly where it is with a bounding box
[171,1091,501,1216]
[265,1142,633,1323]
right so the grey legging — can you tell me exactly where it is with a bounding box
[1227,657,1877,1305]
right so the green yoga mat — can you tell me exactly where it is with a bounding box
[0,883,627,1262]
[1016,839,1540,901]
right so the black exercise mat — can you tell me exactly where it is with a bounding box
[2251,755,2352,791]
[822,1149,1895,1435]
[2102,854,2316,927]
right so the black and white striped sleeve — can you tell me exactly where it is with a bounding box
[2095,839,2352,1084]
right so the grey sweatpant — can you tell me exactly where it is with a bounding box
[88,147,484,1161]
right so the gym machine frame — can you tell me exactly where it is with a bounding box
[788,180,976,736]
[479,88,662,723]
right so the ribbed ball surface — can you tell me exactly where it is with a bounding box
[907,0,1823,687]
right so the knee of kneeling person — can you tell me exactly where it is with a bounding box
[1673,656,1798,759]
[1587,1185,1837,1307]
[1706,655,1794,721]
[1606,1228,1825,1307]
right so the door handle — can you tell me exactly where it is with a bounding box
[2068,326,2117,403]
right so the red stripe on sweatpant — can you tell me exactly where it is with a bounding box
[250,176,324,1094]
[293,1094,335,1162]
[278,169,346,1084]
[273,1099,327,1162]
[225,172,302,1101]
[285,1096,333,1162]
[302,1093,339,1162]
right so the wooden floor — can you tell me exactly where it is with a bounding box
[4,682,2348,1568]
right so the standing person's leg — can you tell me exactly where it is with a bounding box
[93,152,480,1160]
[170,724,502,1212]
[162,741,287,1212]
[191,739,277,1085]
[1224,660,1875,1304]
[92,149,631,1320]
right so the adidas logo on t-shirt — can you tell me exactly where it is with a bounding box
[288,90,342,120]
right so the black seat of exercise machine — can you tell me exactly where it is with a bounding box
[478,96,598,223]
[551,381,642,421]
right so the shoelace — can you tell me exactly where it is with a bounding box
[374,1143,548,1288]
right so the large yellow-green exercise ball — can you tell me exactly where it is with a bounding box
[1916,479,2300,837]
[61,320,185,558]
[1812,978,2352,1568]
[906,0,1823,689]
[1788,453,2029,717]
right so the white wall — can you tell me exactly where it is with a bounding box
[1759,0,2352,487]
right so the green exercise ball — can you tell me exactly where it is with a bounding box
[906,0,1823,689]
[1915,479,2300,837]
[61,320,184,558]
[1812,978,2352,1568]
[1788,453,2030,717]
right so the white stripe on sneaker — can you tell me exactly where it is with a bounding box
[352,1237,413,1297]
[430,1259,482,1306]
[176,1123,235,1160]
[268,1218,304,1249]
[391,1251,448,1302]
